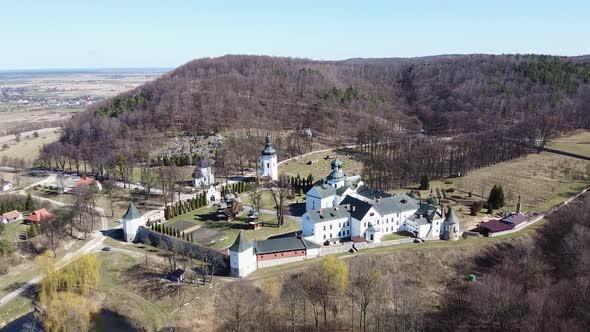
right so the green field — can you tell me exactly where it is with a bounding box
[547,130,590,157]
[280,148,364,180]
[0,128,61,164]
[164,206,300,249]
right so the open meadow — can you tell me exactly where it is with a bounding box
[280,148,364,180]
[547,130,590,157]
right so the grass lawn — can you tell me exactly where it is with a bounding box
[381,232,411,241]
[1,220,29,242]
[0,295,33,328]
[164,206,300,249]
[0,128,61,165]
[98,252,172,330]
[547,130,590,157]
[392,151,590,230]
[280,148,364,180]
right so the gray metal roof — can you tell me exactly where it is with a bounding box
[327,169,344,181]
[306,207,350,224]
[229,230,252,252]
[307,184,336,199]
[340,195,374,220]
[330,159,343,168]
[355,185,392,200]
[445,207,459,225]
[372,194,420,215]
[255,237,313,254]
[261,134,276,156]
[122,202,142,220]
[336,185,353,196]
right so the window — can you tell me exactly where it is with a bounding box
[323,234,326,239]
[338,223,341,228]
[330,224,332,230]
[323,226,326,231]
[370,212,374,216]
[386,227,388,232]
[347,221,349,226]
[267,163,270,168]
[370,234,374,241]
[364,222,367,227]
[330,233,332,238]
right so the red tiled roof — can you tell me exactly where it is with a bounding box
[351,236,367,243]
[75,177,96,188]
[25,208,55,223]
[1,210,21,220]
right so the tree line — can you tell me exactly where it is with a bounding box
[356,117,557,190]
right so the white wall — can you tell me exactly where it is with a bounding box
[260,155,278,180]
[230,248,256,277]
[305,195,334,212]
[123,217,146,242]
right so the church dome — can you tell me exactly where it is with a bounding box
[327,168,344,181]
[261,134,276,156]
[330,159,343,169]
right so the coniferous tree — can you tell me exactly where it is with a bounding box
[488,185,505,209]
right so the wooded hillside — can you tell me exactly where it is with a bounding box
[43,54,590,179]
[88,54,590,136]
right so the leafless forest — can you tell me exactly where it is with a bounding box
[41,54,590,185]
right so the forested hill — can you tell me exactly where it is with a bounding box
[47,54,590,177]
[74,54,590,139]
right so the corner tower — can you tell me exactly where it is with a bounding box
[260,133,278,181]
[229,230,256,277]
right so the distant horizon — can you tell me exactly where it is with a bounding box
[2,52,590,72]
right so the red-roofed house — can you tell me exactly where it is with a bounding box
[25,208,55,224]
[1,210,23,224]
[74,177,102,191]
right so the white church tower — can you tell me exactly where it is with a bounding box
[229,230,257,277]
[260,133,278,181]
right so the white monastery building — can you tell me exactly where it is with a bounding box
[192,159,215,187]
[230,142,462,277]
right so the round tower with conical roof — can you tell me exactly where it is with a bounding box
[229,230,256,277]
[442,206,461,241]
[260,133,278,181]
[122,202,146,242]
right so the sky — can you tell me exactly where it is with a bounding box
[1,0,589,69]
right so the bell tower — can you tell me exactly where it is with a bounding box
[260,133,278,180]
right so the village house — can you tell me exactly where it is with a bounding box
[0,179,13,192]
[1,210,22,224]
[24,208,55,223]
[74,176,102,191]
